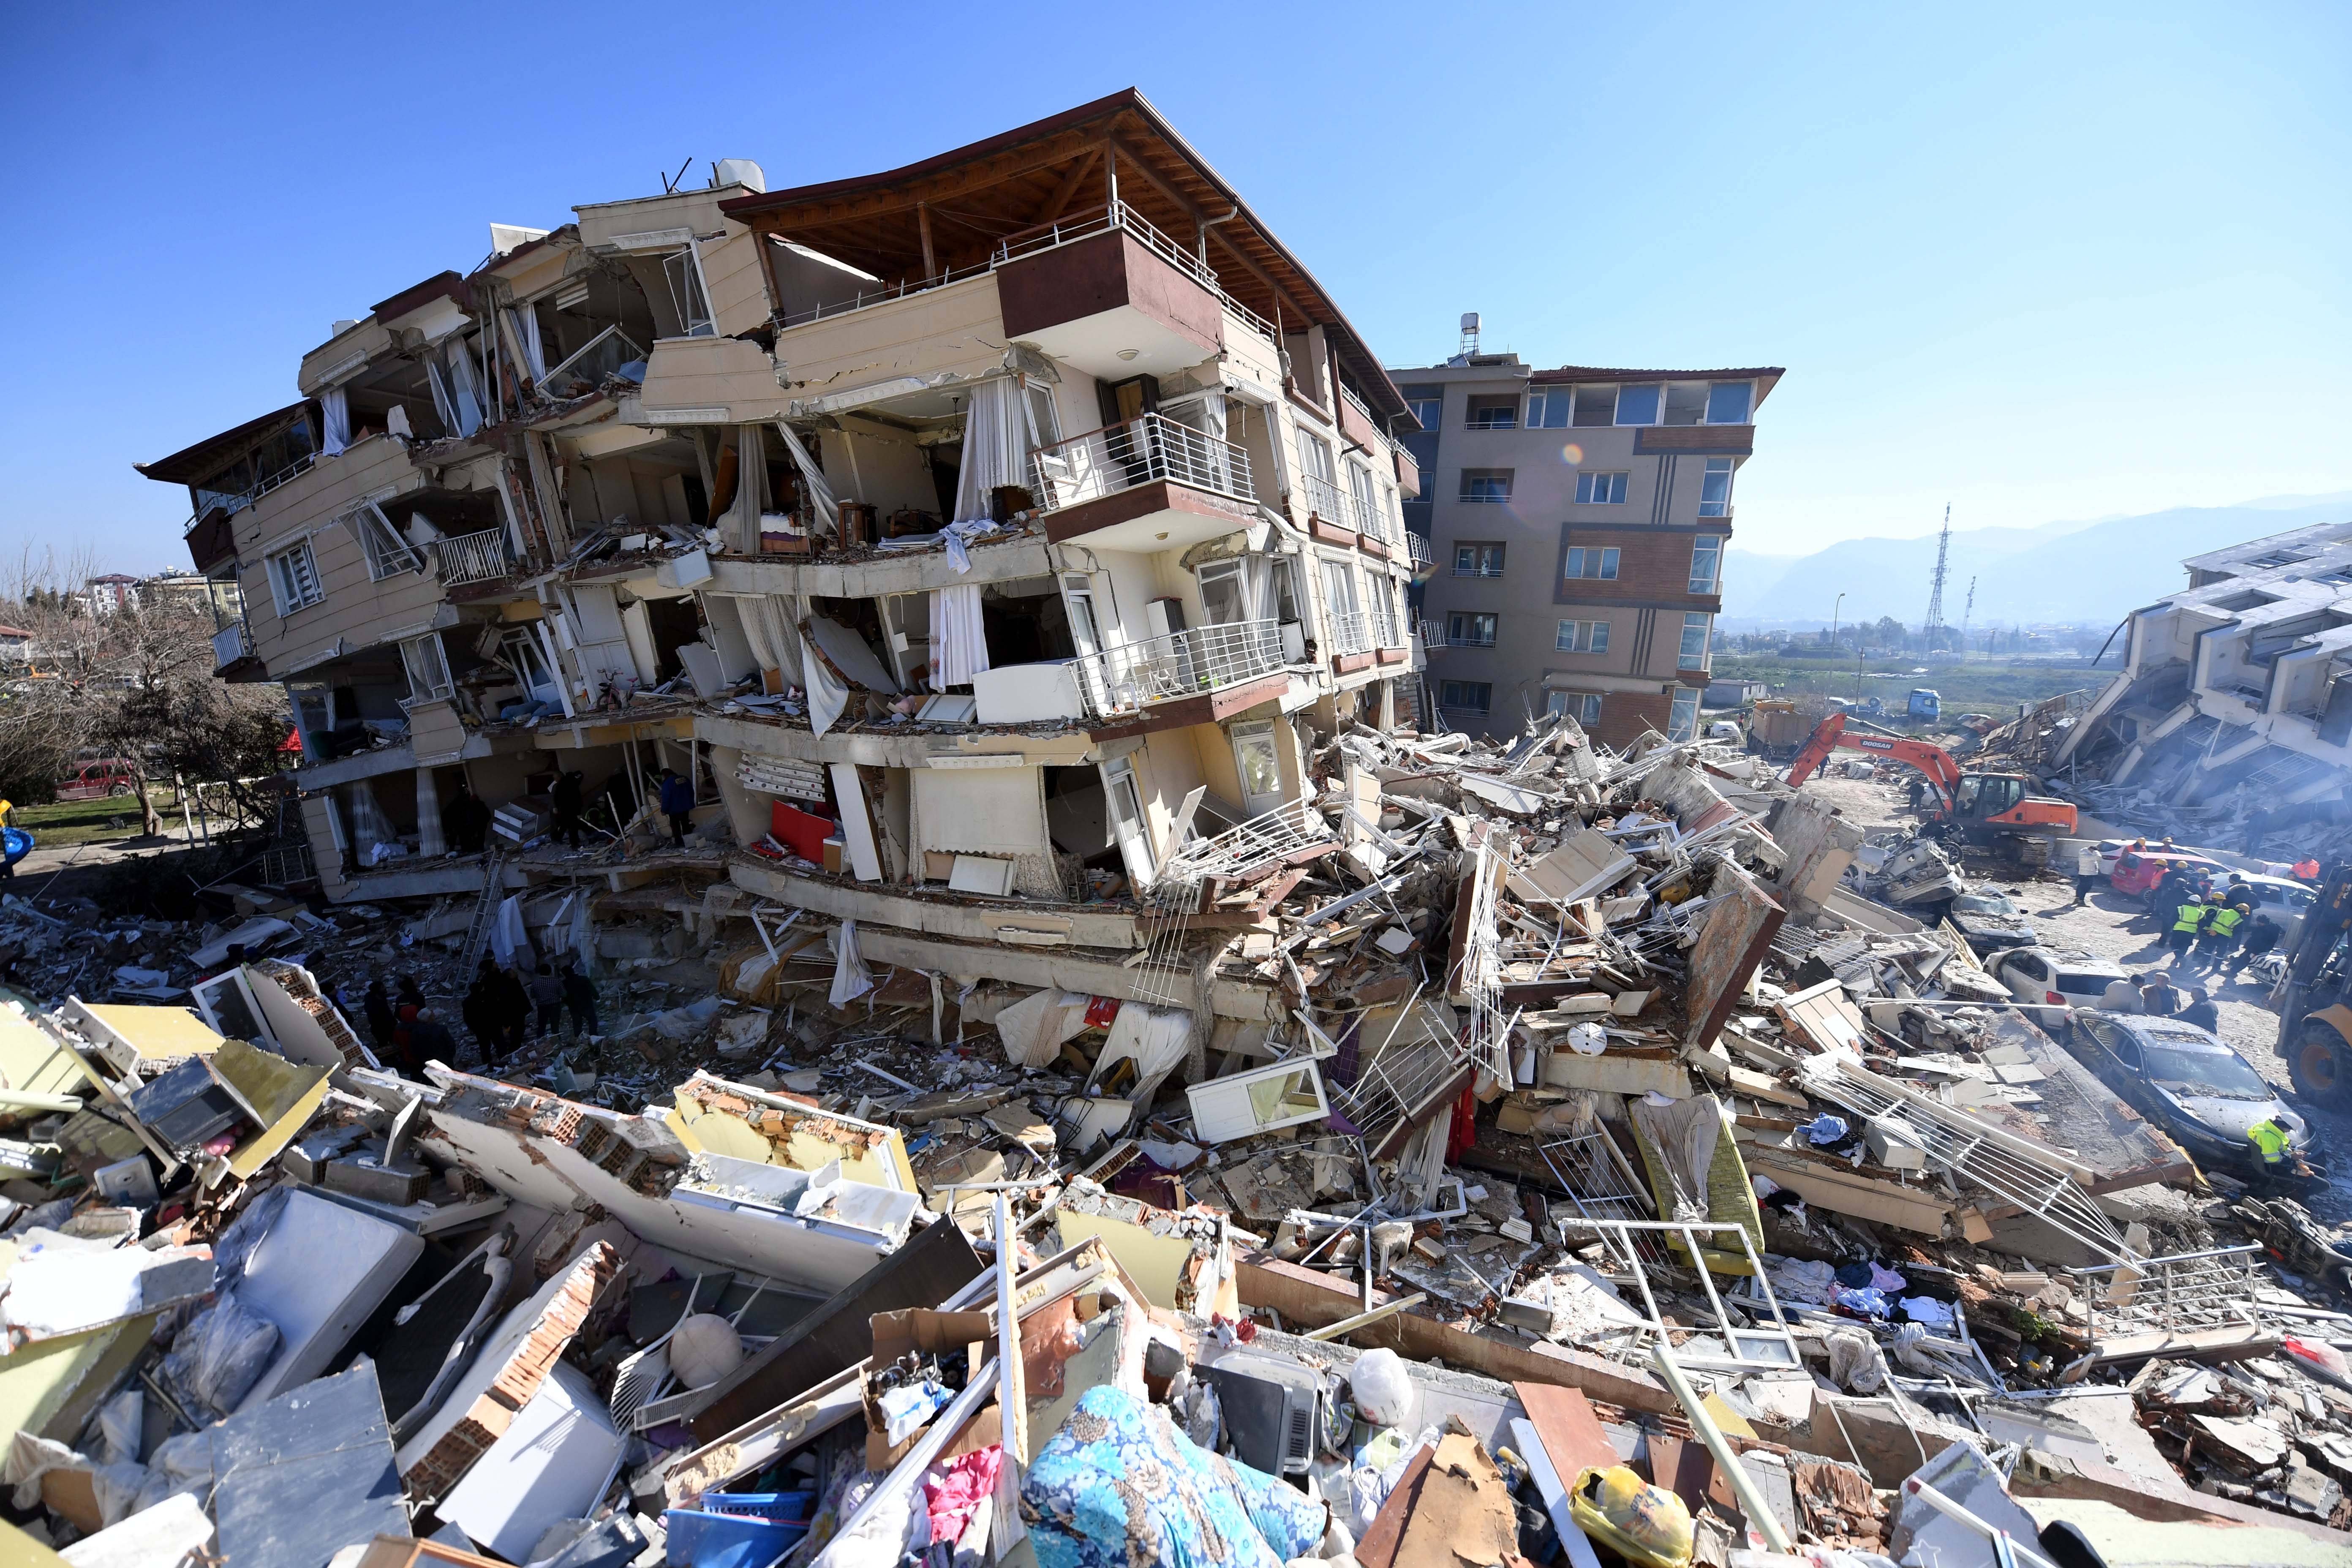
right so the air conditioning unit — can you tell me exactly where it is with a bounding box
[1200,1351,1323,1476]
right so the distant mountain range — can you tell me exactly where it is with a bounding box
[1723,492,2352,629]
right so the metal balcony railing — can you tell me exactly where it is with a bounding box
[185,452,319,535]
[1417,619,1445,649]
[435,527,513,586]
[1073,619,1285,717]
[1301,473,1345,525]
[1339,381,1375,422]
[1327,609,1372,656]
[1030,412,1255,512]
[1156,799,1332,888]
[1405,531,1434,570]
[211,621,251,669]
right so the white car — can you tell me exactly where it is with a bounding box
[1986,945,2132,1026]
[2218,872,2315,951]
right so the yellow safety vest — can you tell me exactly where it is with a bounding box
[2248,1120,2290,1166]
[2208,906,2243,938]
[2172,903,2205,933]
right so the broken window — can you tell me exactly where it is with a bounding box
[1669,686,1700,739]
[1229,720,1284,817]
[1662,382,1708,425]
[536,324,648,402]
[1548,691,1603,724]
[663,246,716,337]
[266,539,324,615]
[352,502,424,580]
[399,633,454,705]
[1571,385,1617,427]
[1100,756,1154,887]
[1185,1054,1330,1142]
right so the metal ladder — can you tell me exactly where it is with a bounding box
[455,847,510,974]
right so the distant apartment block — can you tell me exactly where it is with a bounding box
[1393,338,1780,744]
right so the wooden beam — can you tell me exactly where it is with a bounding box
[739,128,1103,233]
[1110,135,1202,224]
[917,202,936,281]
[1211,228,1315,329]
[1035,147,1102,224]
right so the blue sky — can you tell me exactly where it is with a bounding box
[2,2,2346,574]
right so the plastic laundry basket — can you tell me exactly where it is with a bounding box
[665,1491,815,1568]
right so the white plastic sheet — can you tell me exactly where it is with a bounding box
[830,919,874,1008]
[800,628,849,738]
[994,989,1090,1069]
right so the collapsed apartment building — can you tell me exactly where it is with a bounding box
[2053,518,2352,856]
[138,89,1423,980]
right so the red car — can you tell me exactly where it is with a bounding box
[2110,847,2226,909]
[54,758,142,801]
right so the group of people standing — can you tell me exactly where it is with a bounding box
[360,956,599,1073]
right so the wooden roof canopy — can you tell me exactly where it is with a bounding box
[134,400,312,485]
[720,88,1408,424]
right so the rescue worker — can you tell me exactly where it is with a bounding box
[2198,901,2247,967]
[659,767,695,848]
[2070,840,2103,906]
[2248,1117,2293,1171]
[2232,910,2284,977]
[2167,892,2205,964]
[2294,856,2322,884]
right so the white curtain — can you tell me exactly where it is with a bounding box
[505,305,547,380]
[771,421,839,536]
[799,628,849,738]
[830,920,874,1008]
[929,583,989,688]
[319,387,351,456]
[953,377,1029,526]
[444,338,484,435]
[415,770,444,856]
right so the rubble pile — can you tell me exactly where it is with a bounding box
[4,716,2352,1568]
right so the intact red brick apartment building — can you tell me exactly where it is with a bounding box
[1395,347,1780,744]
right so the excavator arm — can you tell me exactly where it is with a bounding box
[1783,713,1962,803]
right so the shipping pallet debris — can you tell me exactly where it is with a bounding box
[5,712,2352,1568]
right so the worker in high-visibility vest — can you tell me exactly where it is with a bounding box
[2293,857,2322,884]
[2168,893,2205,964]
[2197,901,2246,968]
[2248,1119,2292,1170]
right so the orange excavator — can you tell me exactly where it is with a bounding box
[1786,712,2077,863]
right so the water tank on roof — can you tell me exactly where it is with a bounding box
[1460,312,1480,335]
[714,158,766,193]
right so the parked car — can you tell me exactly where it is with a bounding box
[2068,1011,2316,1182]
[2104,847,2227,911]
[54,758,142,801]
[1946,888,2038,951]
[1986,945,2130,1026]
[2215,871,2317,952]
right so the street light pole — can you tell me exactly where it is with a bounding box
[1830,593,1845,654]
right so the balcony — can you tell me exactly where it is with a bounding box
[1405,531,1434,575]
[1327,610,1374,673]
[211,621,252,671]
[1075,618,1290,726]
[1155,799,1333,892]
[1030,412,1259,553]
[435,527,513,587]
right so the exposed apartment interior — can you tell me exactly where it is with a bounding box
[144,90,1428,972]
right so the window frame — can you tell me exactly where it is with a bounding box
[266,538,324,616]
[399,631,455,705]
[1453,542,1505,578]
[352,500,425,581]
[1457,468,1513,504]
[1346,461,1381,537]
[1447,611,1497,648]
[1668,686,1700,740]
[1689,534,1725,593]
[1678,612,1713,671]
[1564,545,1620,581]
[1587,618,1611,654]
[1440,680,1493,715]
[1555,619,1579,653]
[1525,386,1572,429]
[1463,395,1520,430]
[1699,457,1736,518]
[1705,380,1754,425]
[1613,383,1662,426]
[1575,471,1629,505]
[663,242,716,338]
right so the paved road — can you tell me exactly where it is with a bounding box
[1798,773,2352,1218]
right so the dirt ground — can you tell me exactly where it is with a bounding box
[1797,773,2352,1219]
